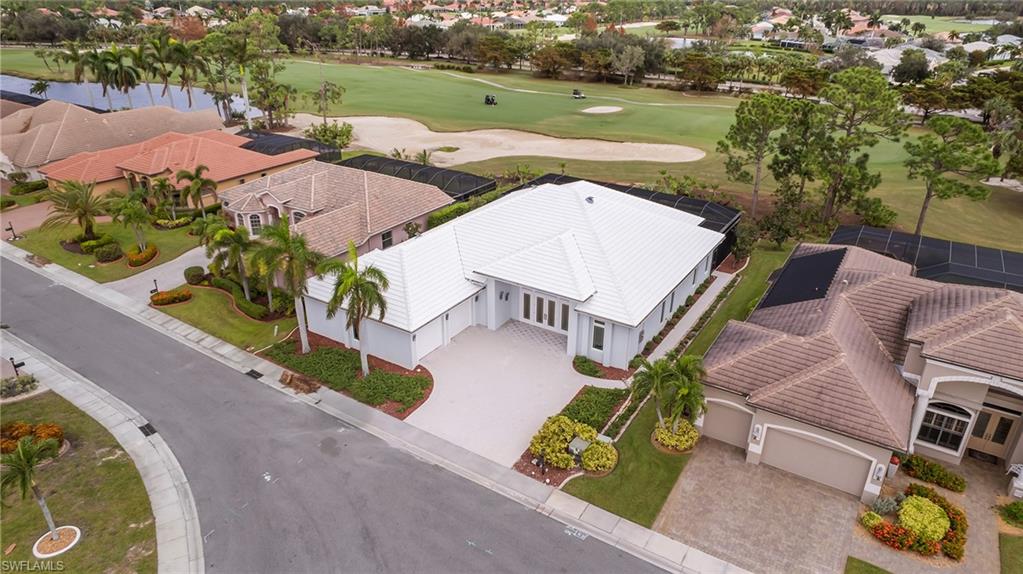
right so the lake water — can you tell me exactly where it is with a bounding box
[0,74,259,118]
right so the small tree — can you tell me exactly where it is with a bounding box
[209,227,256,301]
[668,356,706,433]
[610,45,645,86]
[251,222,324,353]
[903,116,998,235]
[41,180,110,241]
[414,149,433,166]
[1,437,61,542]
[305,80,345,125]
[633,357,675,429]
[176,165,217,219]
[892,49,930,85]
[303,122,354,160]
[110,194,150,252]
[150,177,178,219]
[732,220,757,261]
[717,93,789,218]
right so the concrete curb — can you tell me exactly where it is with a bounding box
[1,332,204,574]
[1,241,747,574]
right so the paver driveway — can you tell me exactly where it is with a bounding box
[654,438,859,574]
[408,321,627,467]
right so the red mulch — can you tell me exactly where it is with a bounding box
[716,254,746,274]
[59,240,84,254]
[589,362,633,381]
[512,449,580,487]
[271,332,435,421]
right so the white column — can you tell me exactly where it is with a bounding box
[566,305,578,358]
[485,278,498,330]
[908,387,933,454]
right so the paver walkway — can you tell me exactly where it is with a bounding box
[849,456,1005,574]
[654,438,859,574]
[649,271,733,361]
[107,246,210,301]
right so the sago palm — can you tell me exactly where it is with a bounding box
[41,180,110,241]
[668,355,707,433]
[316,241,389,375]
[251,222,324,353]
[1,437,61,542]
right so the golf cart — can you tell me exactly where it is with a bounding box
[483,94,498,105]
[572,89,586,99]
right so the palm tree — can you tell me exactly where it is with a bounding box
[129,44,157,106]
[414,149,433,166]
[868,12,882,35]
[102,46,141,109]
[109,194,150,252]
[58,41,96,108]
[41,180,110,241]
[172,41,208,109]
[149,177,178,219]
[85,49,115,109]
[1,437,61,542]
[668,355,706,433]
[175,165,217,219]
[316,242,389,375]
[147,31,179,108]
[208,227,255,301]
[632,357,676,428]
[948,29,960,42]
[251,222,324,354]
[29,80,50,99]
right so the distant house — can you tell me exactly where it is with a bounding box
[750,22,774,40]
[868,44,948,76]
[219,161,452,253]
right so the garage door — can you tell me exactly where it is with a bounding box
[415,317,444,362]
[445,299,472,342]
[760,429,872,497]
[702,401,753,449]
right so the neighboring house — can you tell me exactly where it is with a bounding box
[305,180,723,371]
[0,101,222,178]
[0,99,31,119]
[219,161,452,255]
[868,44,948,76]
[41,130,315,205]
[701,244,1023,502]
[750,21,774,40]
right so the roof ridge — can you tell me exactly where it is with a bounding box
[562,232,596,301]
[928,306,1020,354]
[363,170,371,233]
[708,321,787,370]
[749,351,844,402]
[914,289,1012,341]
[571,187,632,318]
[836,294,895,362]
[39,103,73,164]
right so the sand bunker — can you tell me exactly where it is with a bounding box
[581,106,623,114]
[290,114,704,166]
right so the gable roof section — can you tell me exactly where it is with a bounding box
[307,180,724,331]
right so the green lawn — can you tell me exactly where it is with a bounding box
[845,557,890,574]
[683,243,796,357]
[1003,534,1023,574]
[15,222,196,283]
[882,14,995,34]
[562,401,690,527]
[0,392,156,573]
[3,190,48,208]
[158,286,297,351]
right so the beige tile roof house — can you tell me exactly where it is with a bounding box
[219,161,454,257]
[699,243,1023,503]
[0,101,223,173]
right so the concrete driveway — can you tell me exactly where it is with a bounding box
[107,246,210,301]
[408,321,627,467]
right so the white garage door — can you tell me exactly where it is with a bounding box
[415,317,444,362]
[445,299,472,342]
[702,401,753,449]
[760,429,872,497]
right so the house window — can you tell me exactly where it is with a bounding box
[916,402,972,452]
[236,213,244,227]
[522,293,531,319]
[249,214,262,235]
[560,303,569,331]
[670,291,675,311]
[239,178,246,184]
[692,271,697,285]
[705,257,711,272]
[660,300,666,323]
[292,211,305,224]
[382,230,393,249]
[592,320,605,351]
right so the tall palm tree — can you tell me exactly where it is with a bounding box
[147,31,179,108]
[149,177,178,218]
[129,44,157,106]
[208,227,255,301]
[29,80,50,99]
[102,46,141,109]
[175,165,217,219]
[172,41,208,109]
[85,49,115,109]
[58,41,96,108]
[632,357,676,428]
[668,355,706,433]
[109,194,150,252]
[41,180,110,241]
[316,242,389,375]
[251,222,324,354]
[1,437,61,542]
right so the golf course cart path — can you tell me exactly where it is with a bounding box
[290,114,706,166]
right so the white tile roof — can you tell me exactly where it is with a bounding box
[307,181,724,332]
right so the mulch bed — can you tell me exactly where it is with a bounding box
[512,449,580,487]
[59,240,84,255]
[34,526,78,555]
[649,430,692,456]
[577,361,633,381]
[716,253,746,274]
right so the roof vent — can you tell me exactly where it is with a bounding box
[585,196,594,204]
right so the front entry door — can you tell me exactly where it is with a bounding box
[969,409,1018,459]
[522,291,569,333]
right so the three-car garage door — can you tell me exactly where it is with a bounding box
[702,401,753,449]
[760,429,872,497]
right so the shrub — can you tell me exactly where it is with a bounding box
[1,421,34,440]
[427,190,501,228]
[901,454,966,492]
[184,266,206,285]
[154,216,192,229]
[1000,500,1023,528]
[93,242,124,263]
[127,244,158,267]
[572,355,603,378]
[187,203,222,220]
[581,441,618,472]
[899,495,950,543]
[560,386,629,430]
[0,421,64,453]
[80,234,115,253]
[32,423,64,444]
[653,419,699,451]
[628,355,644,370]
[528,415,597,469]
[150,287,192,306]
[211,277,268,319]
[1,374,38,398]
[871,496,899,516]
[905,483,968,561]
[870,521,917,551]
[9,180,47,195]
[351,370,431,410]
[860,511,884,530]
[605,375,654,438]
[0,197,14,210]
[8,172,29,184]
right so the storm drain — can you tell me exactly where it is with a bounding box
[138,423,157,437]
[245,369,263,379]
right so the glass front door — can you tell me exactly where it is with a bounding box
[522,290,568,333]
[969,409,1018,459]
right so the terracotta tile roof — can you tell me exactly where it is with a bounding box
[1,101,223,169]
[0,99,31,118]
[223,161,453,257]
[41,132,190,183]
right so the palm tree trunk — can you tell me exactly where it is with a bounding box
[295,296,310,354]
[125,89,134,109]
[654,396,665,428]
[145,81,156,106]
[238,260,251,302]
[266,278,274,309]
[32,485,59,541]
[671,413,680,434]
[134,226,146,251]
[105,88,114,110]
[358,318,370,375]
[85,83,96,108]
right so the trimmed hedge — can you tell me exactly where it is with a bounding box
[9,180,47,195]
[905,483,968,561]
[899,495,950,543]
[154,216,191,229]
[211,277,268,320]
[93,242,124,263]
[560,385,629,430]
[426,190,501,228]
[127,244,158,267]
[80,234,115,254]
[902,454,967,492]
[572,355,603,378]
[187,203,222,220]
[581,441,618,472]
[0,197,15,210]
[184,266,205,285]
[150,287,192,306]
[999,500,1023,528]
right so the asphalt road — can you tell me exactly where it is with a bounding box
[1,259,663,574]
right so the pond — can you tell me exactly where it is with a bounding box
[0,74,259,118]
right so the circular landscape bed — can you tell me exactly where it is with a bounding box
[581,106,623,114]
[32,526,82,559]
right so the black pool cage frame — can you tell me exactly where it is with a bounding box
[338,155,497,201]
[237,129,340,162]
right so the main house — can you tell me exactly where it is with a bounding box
[304,180,724,370]
[219,161,454,256]
[700,244,1023,502]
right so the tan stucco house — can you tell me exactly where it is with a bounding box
[700,244,1023,502]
